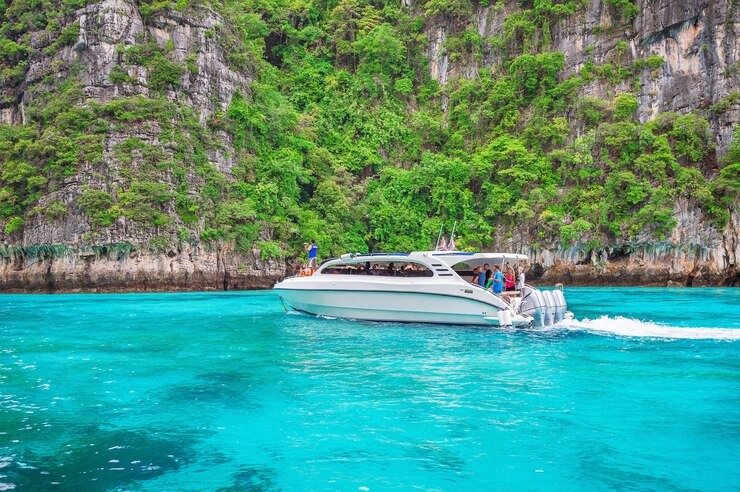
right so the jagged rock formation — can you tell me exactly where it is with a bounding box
[526,201,739,286]
[2,0,250,127]
[426,0,738,155]
[0,244,283,292]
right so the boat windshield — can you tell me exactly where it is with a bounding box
[449,258,527,282]
[320,261,433,277]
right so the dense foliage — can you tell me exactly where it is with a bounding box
[0,0,737,261]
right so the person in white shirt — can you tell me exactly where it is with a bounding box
[516,266,526,294]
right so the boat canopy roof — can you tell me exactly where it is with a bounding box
[335,251,528,268]
[424,251,528,269]
[335,252,412,264]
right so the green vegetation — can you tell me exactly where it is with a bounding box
[77,189,116,227]
[0,0,736,261]
[119,42,185,92]
[606,0,638,21]
[43,22,79,55]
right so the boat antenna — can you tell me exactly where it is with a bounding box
[435,223,444,251]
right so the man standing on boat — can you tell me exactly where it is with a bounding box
[305,239,318,272]
[492,265,504,295]
[479,263,489,287]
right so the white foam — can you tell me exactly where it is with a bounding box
[554,315,740,340]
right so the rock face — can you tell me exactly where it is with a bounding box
[426,0,739,156]
[0,244,283,292]
[2,0,250,127]
[527,202,739,286]
[0,0,282,292]
[425,0,739,287]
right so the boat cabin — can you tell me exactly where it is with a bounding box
[313,251,529,281]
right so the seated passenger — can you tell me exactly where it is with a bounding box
[470,266,480,284]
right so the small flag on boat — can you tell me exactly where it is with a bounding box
[438,236,448,251]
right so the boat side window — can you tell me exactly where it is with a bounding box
[451,262,473,279]
[319,261,433,277]
[319,263,360,275]
[388,262,434,278]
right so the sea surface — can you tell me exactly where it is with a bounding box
[1,287,738,491]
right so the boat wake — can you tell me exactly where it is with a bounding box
[553,315,740,340]
[284,308,739,340]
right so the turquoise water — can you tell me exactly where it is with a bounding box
[1,287,739,491]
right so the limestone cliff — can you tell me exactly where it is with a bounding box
[427,0,738,154]
[425,0,739,286]
[526,200,739,286]
[0,0,283,291]
[0,243,283,292]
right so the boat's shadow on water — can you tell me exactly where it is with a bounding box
[284,310,568,339]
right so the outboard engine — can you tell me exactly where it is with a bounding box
[553,289,567,322]
[543,291,556,326]
[518,287,536,318]
[519,287,571,328]
[519,287,546,327]
[534,290,548,326]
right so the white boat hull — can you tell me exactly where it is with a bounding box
[275,279,531,327]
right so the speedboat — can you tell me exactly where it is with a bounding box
[273,251,572,327]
